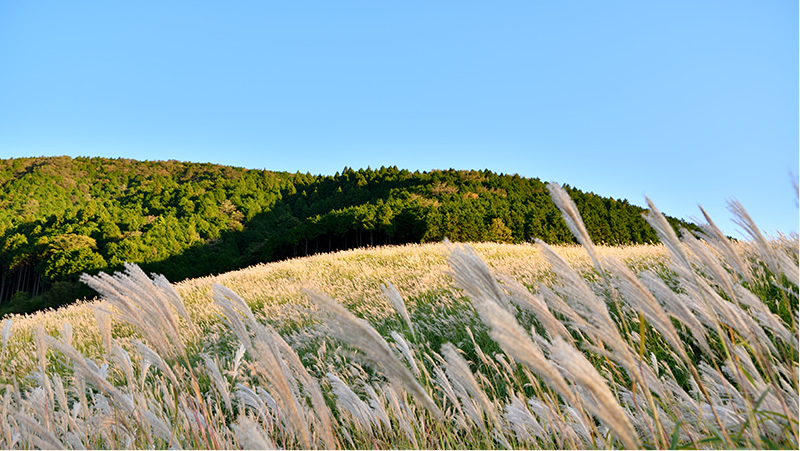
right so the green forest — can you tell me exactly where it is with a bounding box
[0,156,692,314]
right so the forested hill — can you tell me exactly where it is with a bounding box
[0,156,692,314]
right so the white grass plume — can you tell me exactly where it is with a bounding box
[547,182,602,272]
[80,263,194,360]
[697,205,753,282]
[446,241,514,314]
[390,331,420,377]
[213,285,312,448]
[327,372,375,431]
[504,394,546,444]
[729,199,788,279]
[498,274,572,342]
[549,337,640,449]
[1,318,12,359]
[202,354,232,413]
[638,271,713,355]
[605,257,692,368]
[643,197,695,282]
[382,282,416,339]
[441,342,502,432]
[303,288,442,419]
[232,416,276,450]
[447,243,578,407]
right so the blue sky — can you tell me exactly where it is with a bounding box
[1,1,797,237]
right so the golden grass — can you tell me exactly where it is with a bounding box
[1,241,669,370]
[0,196,795,450]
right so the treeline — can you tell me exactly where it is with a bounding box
[0,156,691,314]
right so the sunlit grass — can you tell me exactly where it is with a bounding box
[0,188,796,449]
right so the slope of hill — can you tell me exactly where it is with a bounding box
[2,241,672,382]
[0,201,795,449]
[0,156,694,314]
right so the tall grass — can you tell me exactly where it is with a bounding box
[0,187,796,449]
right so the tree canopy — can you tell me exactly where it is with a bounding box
[0,156,693,314]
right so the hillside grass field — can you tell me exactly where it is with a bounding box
[0,184,796,449]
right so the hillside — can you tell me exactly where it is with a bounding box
[0,156,694,314]
[0,198,795,449]
[2,241,672,359]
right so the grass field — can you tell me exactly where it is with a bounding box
[0,184,796,449]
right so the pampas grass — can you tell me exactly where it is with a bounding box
[0,188,795,449]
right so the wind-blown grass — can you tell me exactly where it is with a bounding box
[0,188,796,449]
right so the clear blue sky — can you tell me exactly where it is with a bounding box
[1,1,797,237]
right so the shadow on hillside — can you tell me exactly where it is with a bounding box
[0,177,429,315]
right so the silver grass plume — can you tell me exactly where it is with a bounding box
[234,383,272,426]
[132,339,179,388]
[384,384,419,448]
[229,343,247,381]
[733,284,795,348]
[269,327,336,449]
[93,307,112,355]
[498,274,573,343]
[232,416,276,450]
[729,199,792,280]
[214,283,336,449]
[638,271,713,355]
[697,206,753,283]
[446,241,514,314]
[643,197,695,282]
[110,342,135,389]
[140,408,174,446]
[363,383,392,430]
[202,354,232,413]
[1,318,11,358]
[547,182,602,272]
[303,287,443,419]
[431,362,469,429]
[447,243,578,407]
[382,282,416,339]
[43,335,134,414]
[504,394,546,444]
[605,257,692,368]
[729,346,786,421]
[537,283,593,334]
[61,322,72,349]
[213,285,313,449]
[327,372,376,431]
[440,342,502,432]
[680,229,739,301]
[549,338,641,449]
[536,241,641,384]
[15,414,64,450]
[390,331,420,377]
[527,397,581,449]
[80,263,194,360]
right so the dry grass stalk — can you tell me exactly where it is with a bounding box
[638,271,713,355]
[605,257,692,367]
[498,274,572,342]
[382,282,415,339]
[80,263,193,360]
[447,243,578,408]
[441,342,502,432]
[213,285,313,449]
[547,182,602,273]
[549,337,641,449]
[232,416,276,450]
[303,288,442,419]
[327,372,375,431]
